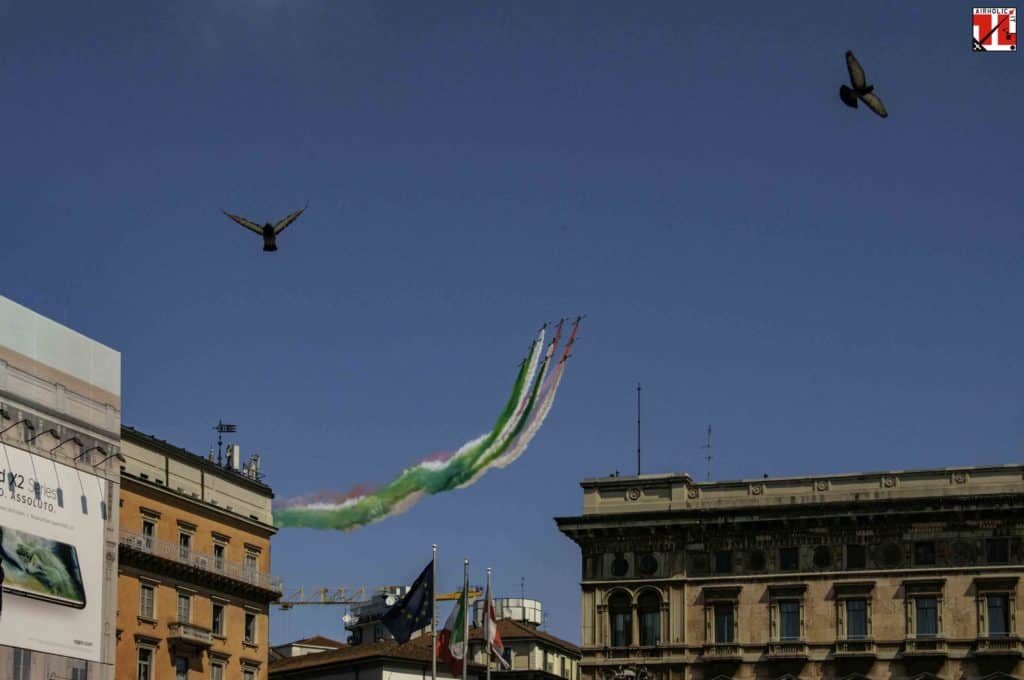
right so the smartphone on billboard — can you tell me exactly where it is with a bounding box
[0,525,86,609]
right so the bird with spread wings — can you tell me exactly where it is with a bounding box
[839,51,888,119]
[222,204,307,251]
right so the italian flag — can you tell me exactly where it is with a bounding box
[438,588,467,676]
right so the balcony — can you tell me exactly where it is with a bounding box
[903,638,948,656]
[701,643,742,661]
[606,647,664,660]
[766,641,809,659]
[834,639,877,657]
[120,530,282,594]
[975,636,1023,656]
[168,621,213,648]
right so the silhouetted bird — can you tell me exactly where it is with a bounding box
[839,51,888,118]
[222,204,307,251]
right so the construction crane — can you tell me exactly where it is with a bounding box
[274,586,483,610]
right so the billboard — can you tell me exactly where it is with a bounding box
[0,441,107,662]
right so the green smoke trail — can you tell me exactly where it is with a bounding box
[272,323,573,532]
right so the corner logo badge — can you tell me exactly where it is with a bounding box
[973,8,1017,51]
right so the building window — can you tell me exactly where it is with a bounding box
[140,583,155,619]
[987,538,1010,564]
[561,657,567,678]
[846,544,866,569]
[714,604,735,643]
[916,597,938,637]
[638,590,661,646]
[904,580,944,639]
[768,584,806,642]
[213,543,226,571]
[976,577,1018,639]
[608,592,632,647]
[71,665,88,680]
[780,547,799,571]
[243,670,256,680]
[141,520,155,547]
[212,603,225,636]
[245,550,259,572]
[835,582,874,641]
[177,592,191,623]
[501,645,513,667]
[12,648,31,680]
[178,532,191,560]
[703,586,741,646]
[245,612,257,644]
[779,601,801,640]
[987,595,1010,636]
[914,541,936,566]
[210,662,225,680]
[137,648,153,680]
[173,656,188,680]
[713,550,732,574]
[846,599,868,639]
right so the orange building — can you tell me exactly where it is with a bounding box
[116,426,281,680]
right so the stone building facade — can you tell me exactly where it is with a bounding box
[116,426,281,680]
[555,465,1024,680]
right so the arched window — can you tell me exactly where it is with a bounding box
[608,592,632,647]
[638,591,661,646]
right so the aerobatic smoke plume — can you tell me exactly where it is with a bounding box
[272,319,581,531]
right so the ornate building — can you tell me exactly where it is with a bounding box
[556,465,1024,680]
[116,427,282,680]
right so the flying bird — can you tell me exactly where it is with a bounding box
[839,51,888,118]
[222,204,307,251]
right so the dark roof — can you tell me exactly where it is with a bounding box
[271,634,483,676]
[291,635,346,649]
[469,620,580,656]
[121,425,273,495]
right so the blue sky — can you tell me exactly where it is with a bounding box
[2,2,1021,644]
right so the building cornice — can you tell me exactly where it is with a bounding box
[122,425,274,497]
[121,474,276,537]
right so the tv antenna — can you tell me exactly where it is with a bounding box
[702,425,712,481]
[214,420,236,466]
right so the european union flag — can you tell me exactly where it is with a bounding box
[381,559,434,644]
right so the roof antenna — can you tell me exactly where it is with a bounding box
[702,425,712,481]
[636,382,642,476]
[214,420,236,466]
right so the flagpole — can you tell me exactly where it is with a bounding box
[432,544,438,680]
[463,558,469,680]
[485,567,492,680]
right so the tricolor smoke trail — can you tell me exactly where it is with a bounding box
[272,318,581,532]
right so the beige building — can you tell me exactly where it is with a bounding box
[116,426,281,680]
[0,295,122,680]
[466,618,581,680]
[556,465,1024,680]
[268,634,484,680]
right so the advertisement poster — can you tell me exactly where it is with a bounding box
[0,441,106,662]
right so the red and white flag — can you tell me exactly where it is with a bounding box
[484,581,509,669]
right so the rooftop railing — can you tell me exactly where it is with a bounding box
[120,529,282,593]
